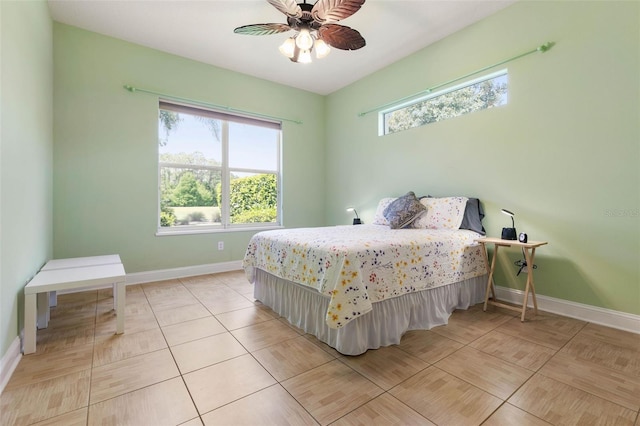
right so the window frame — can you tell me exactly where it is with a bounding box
[379,69,509,136]
[156,100,283,236]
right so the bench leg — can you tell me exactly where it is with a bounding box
[36,292,50,329]
[49,291,57,307]
[115,282,125,334]
[24,293,37,354]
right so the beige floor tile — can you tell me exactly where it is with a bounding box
[389,365,502,425]
[215,305,278,330]
[188,284,239,300]
[46,303,97,331]
[33,323,95,354]
[0,370,90,426]
[93,328,167,367]
[199,292,256,315]
[153,302,212,327]
[161,315,226,346]
[216,271,255,295]
[339,345,428,390]
[88,377,198,426]
[183,353,276,414]
[282,359,383,425]
[578,323,640,351]
[90,348,179,403]
[30,408,88,426]
[331,392,434,426]
[561,331,640,376]
[429,305,513,344]
[496,312,586,350]
[397,329,464,364]
[171,332,247,374]
[435,346,533,399]
[278,316,306,334]
[539,351,640,411]
[483,403,552,425]
[96,297,154,316]
[201,384,318,425]
[144,284,200,310]
[303,334,343,358]
[179,274,219,287]
[141,278,182,292]
[252,335,335,381]
[469,330,557,371]
[231,318,301,352]
[6,343,93,389]
[179,418,204,426]
[509,374,637,425]
[94,308,159,338]
[215,270,248,284]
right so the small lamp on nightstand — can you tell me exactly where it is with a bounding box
[501,208,517,240]
[346,207,362,225]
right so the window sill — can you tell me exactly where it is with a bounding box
[155,224,283,237]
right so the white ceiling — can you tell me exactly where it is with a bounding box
[48,0,516,95]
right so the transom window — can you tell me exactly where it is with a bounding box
[157,101,281,234]
[380,70,508,135]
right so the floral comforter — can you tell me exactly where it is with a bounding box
[243,224,486,329]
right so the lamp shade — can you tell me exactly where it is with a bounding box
[295,29,314,50]
[279,37,295,58]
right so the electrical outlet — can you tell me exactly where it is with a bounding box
[217,241,224,251]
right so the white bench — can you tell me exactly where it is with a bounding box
[23,255,126,355]
[39,254,123,323]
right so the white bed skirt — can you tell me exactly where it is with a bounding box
[253,269,488,356]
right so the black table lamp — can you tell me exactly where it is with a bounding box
[501,208,517,240]
[347,207,362,225]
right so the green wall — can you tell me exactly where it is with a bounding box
[1,0,53,355]
[325,1,639,315]
[53,24,326,273]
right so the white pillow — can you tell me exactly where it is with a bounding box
[413,196,469,230]
[372,197,396,225]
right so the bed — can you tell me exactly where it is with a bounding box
[242,193,489,355]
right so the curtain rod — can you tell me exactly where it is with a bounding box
[358,41,555,117]
[123,85,303,125]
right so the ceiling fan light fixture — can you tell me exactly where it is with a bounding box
[234,0,366,65]
[314,38,330,59]
[298,49,312,64]
[278,37,296,58]
[295,28,314,50]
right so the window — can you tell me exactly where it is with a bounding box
[380,70,508,135]
[158,101,281,234]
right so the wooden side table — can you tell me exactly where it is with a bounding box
[475,237,548,321]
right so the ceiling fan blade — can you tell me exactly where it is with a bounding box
[234,23,292,36]
[267,0,302,18]
[312,0,365,23]
[318,24,366,50]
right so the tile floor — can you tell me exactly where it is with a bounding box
[1,271,639,425]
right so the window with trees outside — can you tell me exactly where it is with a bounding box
[380,70,508,135]
[158,101,281,234]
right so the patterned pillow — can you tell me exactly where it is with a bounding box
[383,191,426,229]
[413,196,469,229]
[372,197,396,225]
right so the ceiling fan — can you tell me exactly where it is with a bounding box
[233,0,366,64]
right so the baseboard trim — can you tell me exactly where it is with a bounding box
[494,286,640,334]
[0,336,22,394]
[125,260,243,285]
